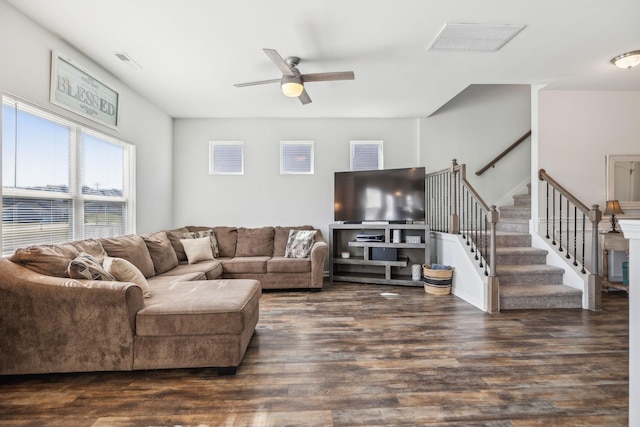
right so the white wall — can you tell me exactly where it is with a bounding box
[537,90,640,220]
[419,84,532,207]
[0,1,174,233]
[172,118,419,239]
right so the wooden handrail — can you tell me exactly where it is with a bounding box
[475,130,532,176]
[538,168,591,214]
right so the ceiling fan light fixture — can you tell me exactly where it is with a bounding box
[610,50,640,69]
[281,75,304,97]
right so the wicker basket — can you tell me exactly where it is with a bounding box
[424,283,452,295]
[423,264,453,295]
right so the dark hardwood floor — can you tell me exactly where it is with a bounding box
[0,282,629,426]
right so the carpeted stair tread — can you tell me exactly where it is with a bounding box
[512,193,532,207]
[498,205,531,219]
[496,219,529,233]
[500,284,581,297]
[496,264,564,274]
[494,231,532,247]
[500,284,582,310]
[495,247,548,265]
[495,247,547,255]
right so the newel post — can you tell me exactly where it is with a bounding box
[449,159,460,234]
[487,205,500,313]
[588,204,602,311]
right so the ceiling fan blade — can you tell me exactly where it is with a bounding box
[234,78,280,87]
[298,89,312,105]
[301,71,355,82]
[263,48,294,76]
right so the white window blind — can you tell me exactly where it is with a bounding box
[350,140,383,171]
[209,141,244,175]
[1,95,135,256]
[280,141,314,174]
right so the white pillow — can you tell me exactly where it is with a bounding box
[103,256,151,298]
[180,236,214,264]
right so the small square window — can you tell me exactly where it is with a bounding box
[209,141,244,175]
[350,141,383,171]
[281,141,314,174]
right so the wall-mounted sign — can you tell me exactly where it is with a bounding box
[50,51,119,129]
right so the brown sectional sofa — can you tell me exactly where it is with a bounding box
[0,225,327,376]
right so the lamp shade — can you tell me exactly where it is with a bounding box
[603,200,624,215]
[610,50,640,69]
[281,75,304,97]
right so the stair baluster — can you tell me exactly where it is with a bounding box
[566,199,571,259]
[558,194,563,252]
[581,214,586,274]
[573,207,579,266]
[545,182,550,239]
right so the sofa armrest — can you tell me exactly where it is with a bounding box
[0,258,144,375]
[309,240,328,288]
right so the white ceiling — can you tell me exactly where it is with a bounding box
[7,0,640,119]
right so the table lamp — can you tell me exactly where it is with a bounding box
[603,200,624,233]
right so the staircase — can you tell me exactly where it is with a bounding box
[496,186,582,310]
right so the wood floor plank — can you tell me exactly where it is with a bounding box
[0,282,629,426]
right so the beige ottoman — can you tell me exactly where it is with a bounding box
[133,279,261,374]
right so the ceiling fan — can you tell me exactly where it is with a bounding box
[234,48,355,105]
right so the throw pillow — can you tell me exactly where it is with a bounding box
[103,256,151,298]
[274,225,315,256]
[180,236,215,264]
[142,231,179,274]
[183,229,219,258]
[68,253,116,281]
[284,230,317,258]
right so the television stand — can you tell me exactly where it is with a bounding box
[329,222,430,287]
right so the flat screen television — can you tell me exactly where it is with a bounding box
[334,167,425,223]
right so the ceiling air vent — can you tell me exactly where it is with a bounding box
[429,23,525,52]
[114,52,142,70]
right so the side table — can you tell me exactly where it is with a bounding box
[599,232,629,292]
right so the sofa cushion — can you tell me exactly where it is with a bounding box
[142,231,179,274]
[236,227,274,257]
[70,239,108,263]
[9,243,79,277]
[68,253,116,281]
[136,279,261,337]
[222,257,269,274]
[273,225,315,257]
[165,227,190,262]
[180,237,214,264]
[285,229,317,258]
[100,234,155,279]
[103,256,151,298]
[267,257,312,274]
[212,226,238,258]
[162,260,223,280]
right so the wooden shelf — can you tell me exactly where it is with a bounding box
[329,223,430,287]
[332,255,409,268]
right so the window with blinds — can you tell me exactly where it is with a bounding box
[1,95,135,256]
[280,141,314,174]
[209,141,244,175]
[350,140,383,171]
